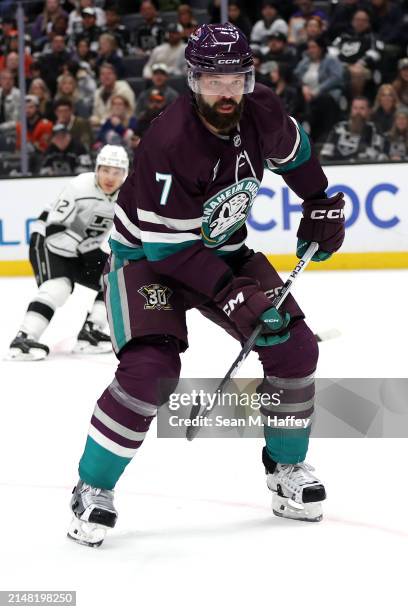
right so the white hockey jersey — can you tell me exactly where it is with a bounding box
[32,172,119,258]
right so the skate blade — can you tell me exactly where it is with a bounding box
[72,341,112,355]
[4,348,47,361]
[67,516,107,547]
[272,494,323,522]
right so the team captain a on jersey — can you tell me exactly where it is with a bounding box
[68,24,345,546]
[7,145,129,360]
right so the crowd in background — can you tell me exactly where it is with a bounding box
[1,0,408,177]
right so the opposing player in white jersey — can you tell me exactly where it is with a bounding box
[7,145,129,360]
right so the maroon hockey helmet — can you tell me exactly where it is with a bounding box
[185,23,255,95]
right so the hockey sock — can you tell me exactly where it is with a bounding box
[79,339,181,489]
[87,292,107,330]
[256,320,318,464]
[20,278,72,339]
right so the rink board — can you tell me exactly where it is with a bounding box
[0,163,407,275]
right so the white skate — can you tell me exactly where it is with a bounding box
[67,480,117,547]
[267,462,326,522]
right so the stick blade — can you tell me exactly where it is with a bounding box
[315,328,341,342]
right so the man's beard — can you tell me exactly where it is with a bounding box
[196,95,244,133]
[349,115,366,134]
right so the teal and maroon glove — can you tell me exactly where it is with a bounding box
[297,192,345,262]
[214,277,291,346]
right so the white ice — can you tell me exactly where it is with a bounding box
[0,270,407,612]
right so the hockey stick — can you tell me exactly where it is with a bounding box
[186,241,319,441]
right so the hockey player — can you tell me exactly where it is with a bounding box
[68,24,345,546]
[7,145,129,361]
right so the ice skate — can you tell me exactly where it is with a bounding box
[6,332,49,361]
[72,321,112,354]
[67,480,117,547]
[267,462,326,522]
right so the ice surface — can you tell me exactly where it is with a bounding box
[0,270,407,611]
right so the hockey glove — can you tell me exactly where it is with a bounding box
[214,277,291,346]
[296,192,345,262]
[77,237,107,276]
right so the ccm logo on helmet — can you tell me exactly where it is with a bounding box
[217,59,241,64]
[310,209,345,220]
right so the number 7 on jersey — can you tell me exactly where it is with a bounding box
[155,173,173,206]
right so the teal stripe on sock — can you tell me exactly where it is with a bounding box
[264,425,311,464]
[79,435,131,490]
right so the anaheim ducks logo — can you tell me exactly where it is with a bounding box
[201,178,260,247]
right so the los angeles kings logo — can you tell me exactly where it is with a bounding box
[201,178,260,247]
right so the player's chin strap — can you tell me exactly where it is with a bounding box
[185,242,319,441]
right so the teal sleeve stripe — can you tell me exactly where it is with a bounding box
[109,238,146,261]
[267,123,311,175]
[143,240,198,262]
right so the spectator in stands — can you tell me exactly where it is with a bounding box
[31,0,68,48]
[0,16,16,56]
[295,15,324,59]
[39,34,72,95]
[0,50,33,80]
[0,68,20,132]
[331,9,383,97]
[143,23,186,79]
[393,58,408,107]
[327,0,370,41]
[102,5,130,56]
[227,2,252,40]
[28,78,53,120]
[383,107,408,160]
[72,37,97,72]
[262,61,300,116]
[288,0,328,46]
[369,0,403,47]
[74,7,102,53]
[294,35,344,142]
[40,122,92,176]
[16,95,53,153]
[177,4,198,43]
[55,73,91,118]
[95,33,125,79]
[259,32,297,75]
[133,1,166,56]
[135,88,167,135]
[75,62,97,116]
[250,1,289,51]
[96,94,137,148]
[136,63,178,118]
[67,0,106,39]
[53,97,94,150]
[372,83,398,134]
[91,61,135,126]
[320,96,383,161]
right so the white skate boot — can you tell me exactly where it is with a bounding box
[267,462,326,522]
[67,480,118,547]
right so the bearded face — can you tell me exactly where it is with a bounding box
[195,94,244,133]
